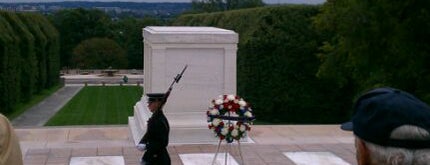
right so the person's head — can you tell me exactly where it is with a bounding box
[146,93,165,113]
[341,87,430,165]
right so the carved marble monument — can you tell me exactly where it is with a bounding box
[129,26,239,144]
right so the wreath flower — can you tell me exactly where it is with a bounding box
[207,94,255,143]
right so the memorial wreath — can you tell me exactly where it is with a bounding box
[206,94,255,143]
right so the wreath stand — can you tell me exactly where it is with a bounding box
[211,138,245,165]
[210,113,249,165]
[207,95,255,165]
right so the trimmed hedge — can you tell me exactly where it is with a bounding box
[35,14,60,87]
[174,5,351,123]
[0,11,60,114]
[18,13,48,92]
[1,12,36,103]
[0,14,20,114]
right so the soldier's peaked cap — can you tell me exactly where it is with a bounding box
[146,93,166,102]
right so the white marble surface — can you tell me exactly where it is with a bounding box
[162,48,225,112]
[142,26,238,110]
[142,26,238,113]
[143,26,238,44]
[179,153,239,165]
[145,26,235,33]
[129,26,239,145]
[69,156,124,165]
[283,152,350,165]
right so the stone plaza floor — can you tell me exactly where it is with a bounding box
[16,125,357,165]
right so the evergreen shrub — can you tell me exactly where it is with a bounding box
[0,12,60,115]
[174,5,351,123]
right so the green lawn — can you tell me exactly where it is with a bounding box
[45,86,143,126]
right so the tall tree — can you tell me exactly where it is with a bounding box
[314,0,430,100]
[72,38,127,69]
[110,17,161,69]
[49,8,112,68]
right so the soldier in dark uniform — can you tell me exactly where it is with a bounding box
[137,93,171,165]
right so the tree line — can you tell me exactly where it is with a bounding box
[190,0,264,13]
[175,0,430,123]
[0,11,60,114]
[49,1,263,70]
[48,8,162,70]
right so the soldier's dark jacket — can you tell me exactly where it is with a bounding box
[140,110,170,165]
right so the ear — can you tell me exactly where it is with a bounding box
[356,138,371,165]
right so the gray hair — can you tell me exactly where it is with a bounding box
[360,125,430,165]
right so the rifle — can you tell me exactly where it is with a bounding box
[158,65,188,111]
[140,65,188,144]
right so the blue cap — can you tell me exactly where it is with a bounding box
[341,87,430,149]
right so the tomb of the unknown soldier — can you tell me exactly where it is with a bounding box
[12,26,356,165]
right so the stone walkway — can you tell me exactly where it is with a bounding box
[16,125,357,165]
[12,73,142,127]
[12,86,83,127]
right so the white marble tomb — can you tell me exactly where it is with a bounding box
[129,26,239,144]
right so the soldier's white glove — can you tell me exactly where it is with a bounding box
[136,143,146,151]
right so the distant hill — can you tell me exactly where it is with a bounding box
[14,1,190,10]
[0,1,191,18]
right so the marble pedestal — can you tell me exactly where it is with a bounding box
[129,26,241,145]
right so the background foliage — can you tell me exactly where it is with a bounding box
[110,17,161,69]
[314,0,430,102]
[176,1,430,123]
[49,9,162,69]
[72,38,127,69]
[174,5,351,123]
[49,8,112,68]
[0,11,60,114]
[190,0,264,13]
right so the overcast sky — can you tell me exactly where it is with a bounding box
[0,0,325,4]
